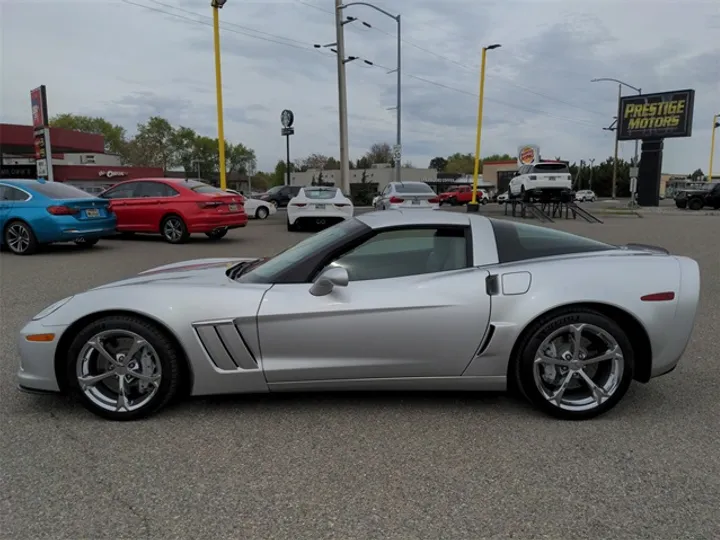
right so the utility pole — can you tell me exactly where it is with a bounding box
[589,158,595,191]
[603,117,618,198]
[334,0,351,195]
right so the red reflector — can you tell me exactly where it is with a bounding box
[640,292,675,302]
[389,196,404,203]
[46,205,78,215]
[429,197,440,203]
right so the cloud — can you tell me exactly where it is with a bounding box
[0,0,717,174]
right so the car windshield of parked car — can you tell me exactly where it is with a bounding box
[236,218,367,283]
[266,186,283,194]
[304,188,339,199]
[29,182,96,199]
[395,183,434,194]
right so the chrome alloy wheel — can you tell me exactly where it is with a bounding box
[163,218,184,242]
[532,323,624,412]
[76,330,162,413]
[7,223,31,253]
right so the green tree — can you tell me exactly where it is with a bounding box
[272,159,293,186]
[130,116,176,170]
[365,142,393,165]
[429,157,447,171]
[171,126,199,175]
[225,142,256,175]
[49,113,128,159]
[324,157,340,170]
[355,156,372,170]
[445,153,475,174]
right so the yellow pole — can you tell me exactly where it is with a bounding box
[709,114,718,182]
[212,5,227,190]
[470,47,488,205]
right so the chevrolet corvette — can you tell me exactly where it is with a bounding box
[17,210,700,421]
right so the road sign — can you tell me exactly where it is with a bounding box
[630,167,639,178]
[392,144,401,161]
[630,177,637,193]
[281,127,295,136]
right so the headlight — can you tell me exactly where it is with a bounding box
[32,296,74,320]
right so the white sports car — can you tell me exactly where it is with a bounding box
[287,187,354,231]
[226,189,276,220]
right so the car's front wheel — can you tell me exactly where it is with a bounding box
[255,206,269,219]
[65,315,183,421]
[513,308,634,420]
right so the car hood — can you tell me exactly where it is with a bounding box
[91,257,259,289]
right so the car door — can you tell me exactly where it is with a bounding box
[0,186,12,235]
[101,182,143,231]
[257,225,492,384]
[136,181,180,230]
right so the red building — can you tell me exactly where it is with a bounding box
[0,123,163,192]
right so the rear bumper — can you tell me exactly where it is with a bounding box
[188,214,248,232]
[388,203,440,210]
[33,215,118,243]
[288,209,352,225]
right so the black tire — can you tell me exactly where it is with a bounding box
[449,197,458,206]
[286,216,298,231]
[513,308,634,420]
[4,220,39,255]
[481,198,488,205]
[205,228,228,240]
[688,198,704,211]
[160,215,190,244]
[74,237,99,248]
[65,315,183,421]
[675,200,687,209]
[255,206,270,219]
[521,186,530,202]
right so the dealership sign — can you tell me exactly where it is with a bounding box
[618,89,695,141]
[30,85,54,181]
[98,170,128,178]
[517,145,540,166]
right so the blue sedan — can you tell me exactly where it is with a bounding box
[0,179,117,255]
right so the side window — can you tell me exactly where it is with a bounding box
[102,183,140,199]
[0,186,7,200]
[139,182,178,198]
[327,227,468,281]
[3,187,30,201]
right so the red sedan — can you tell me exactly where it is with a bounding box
[99,178,248,243]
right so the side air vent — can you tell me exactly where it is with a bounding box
[194,322,258,371]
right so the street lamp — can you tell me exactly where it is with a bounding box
[338,2,402,182]
[710,114,720,182]
[591,77,642,199]
[467,43,501,213]
[211,0,228,190]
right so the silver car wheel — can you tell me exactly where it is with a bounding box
[76,329,162,413]
[163,218,183,242]
[256,206,269,219]
[532,323,624,412]
[7,223,30,253]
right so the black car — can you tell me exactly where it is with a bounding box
[674,183,720,210]
[257,185,302,208]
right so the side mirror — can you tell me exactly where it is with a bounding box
[309,266,349,297]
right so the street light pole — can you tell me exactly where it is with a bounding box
[211,0,228,190]
[612,83,621,199]
[338,2,402,182]
[468,44,501,213]
[709,114,719,182]
[334,0,351,195]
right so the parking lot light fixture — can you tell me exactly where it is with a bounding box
[211,0,228,189]
[710,114,720,182]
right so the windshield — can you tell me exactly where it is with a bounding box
[237,218,367,283]
[304,188,338,199]
[395,183,435,194]
[29,182,96,199]
[266,186,283,194]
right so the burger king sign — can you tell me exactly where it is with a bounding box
[517,145,540,166]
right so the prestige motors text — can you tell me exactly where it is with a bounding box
[623,99,686,130]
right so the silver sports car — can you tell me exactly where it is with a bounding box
[17,210,700,421]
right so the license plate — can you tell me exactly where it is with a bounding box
[229,204,238,211]
[412,199,420,205]
[548,176,556,181]
[85,208,100,218]
[315,204,326,210]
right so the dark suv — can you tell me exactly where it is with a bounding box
[675,183,720,210]
[258,185,302,208]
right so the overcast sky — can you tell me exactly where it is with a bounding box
[1,0,718,174]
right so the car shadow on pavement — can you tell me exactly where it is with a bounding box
[104,234,247,245]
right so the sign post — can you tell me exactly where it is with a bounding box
[30,85,54,181]
[281,109,295,186]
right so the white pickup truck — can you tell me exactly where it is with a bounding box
[508,161,573,201]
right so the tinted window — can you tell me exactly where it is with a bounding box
[29,182,95,199]
[139,182,179,197]
[393,183,435,194]
[0,186,30,201]
[533,163,569,173]
[266,186,283,194]
[328,227,468,281]
[185,181,225,194]
[102,183,140,199]
[304,188,338,199]
[491,219,613,263]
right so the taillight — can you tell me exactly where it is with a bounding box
[429,197,439,203]
[389,196,404,203]
[197,201,222,209]
[46,205,78,215]
[292,203,307,207]
[640,292,675,302]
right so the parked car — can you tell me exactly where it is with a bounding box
[575,190,597,202]
[226,189,276,219]
[0,179,116,255]
[287,186,354,231]
[509,162,573,201]
[674,183,720,210]
[17,210,700,421]
[496,191,509,204]
[99,178,247,244]
[257,185,302,208]
[439,185,488,206]
[374,181,440,210]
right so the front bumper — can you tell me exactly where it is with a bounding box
[16,319,68,393]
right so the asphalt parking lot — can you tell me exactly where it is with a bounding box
[1,207,719,540]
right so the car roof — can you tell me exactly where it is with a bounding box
[0,178,45,186]
[356,209,484,229]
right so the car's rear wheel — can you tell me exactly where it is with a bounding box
[513,308,634,420]
[65,315,182,421]
[521,186,530,202]
[4,220,38,255]
[255,206,269,219]
[688,198,704,211]
[205,228,228,240]
[161,215,189,244]
[74,237,99,248]
[287,216,299,231]
[675,200,687,209]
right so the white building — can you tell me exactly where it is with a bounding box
[290,164,437,192]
